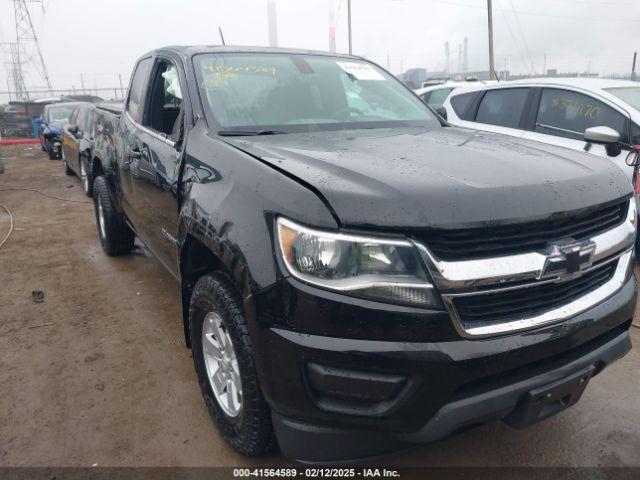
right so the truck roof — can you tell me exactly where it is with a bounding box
[142,45,362,61]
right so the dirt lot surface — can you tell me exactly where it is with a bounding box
[1,145,639,467]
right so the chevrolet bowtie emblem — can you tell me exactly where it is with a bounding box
[541,240,596,281]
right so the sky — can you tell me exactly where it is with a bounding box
[1,0,640,103]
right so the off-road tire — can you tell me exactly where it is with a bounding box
[189,273,276,456]
[92,176,134,255]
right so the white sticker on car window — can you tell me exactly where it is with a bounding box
[336,61,385,81]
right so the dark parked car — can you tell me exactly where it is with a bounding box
[39,102,83,159]
[90,46,636,463]
[60,102,100,195]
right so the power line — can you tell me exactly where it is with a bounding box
[496,0,528,72]
[506,0,533,74]
[428,0,640,22]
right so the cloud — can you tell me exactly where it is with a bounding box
[1,0,639,102]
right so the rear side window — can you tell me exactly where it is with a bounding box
[450,92,475,118]
[425,87,454,107]
[126,57,153,122]
[475,88,529,128]
[535,88,627,141]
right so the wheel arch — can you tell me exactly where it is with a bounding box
[179,232,237,348]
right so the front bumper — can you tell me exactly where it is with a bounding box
[251,275,636,463]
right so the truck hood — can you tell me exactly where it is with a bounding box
[224,127,632,229]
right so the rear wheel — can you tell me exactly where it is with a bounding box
[189,273,276,456]
[92,176,134,255]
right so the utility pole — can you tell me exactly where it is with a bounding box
[487,0,496,80]
[445,41,450,75]
[80,74,86,94]
[118,74,124,98]
[387,53,390,71]
[632,52,637,81]
[347,0,352,55]
[543,54,547,76]
[218,27,226,46]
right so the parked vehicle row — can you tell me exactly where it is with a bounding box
[39,103,83,159]
[76,46,637,463]
[0,95,104,139]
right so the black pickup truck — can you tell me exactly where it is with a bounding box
[89,46,636,463]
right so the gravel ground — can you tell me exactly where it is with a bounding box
[0,144,639,467]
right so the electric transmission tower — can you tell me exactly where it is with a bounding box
[10,0,53,99]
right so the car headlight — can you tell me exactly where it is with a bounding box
[276,217,439,307]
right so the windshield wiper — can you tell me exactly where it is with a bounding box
[217,129,287,136]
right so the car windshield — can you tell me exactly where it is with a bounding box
[605,87,640,112]
[194,53,439,133]
[48,106,75,123]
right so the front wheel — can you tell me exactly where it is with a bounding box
[92,176,134,255]
[189,273,276,456]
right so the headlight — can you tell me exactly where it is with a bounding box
[276,217,439,307]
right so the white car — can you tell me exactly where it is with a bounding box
[415,80,499,110]
[414,81,471,108]
[443,78,640,189]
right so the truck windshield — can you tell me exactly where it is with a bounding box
[194,53,439,134]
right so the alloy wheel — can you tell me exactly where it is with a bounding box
[201,312,243,417]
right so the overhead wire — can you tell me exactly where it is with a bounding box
[496,0,529,73]
[506,0,534,74]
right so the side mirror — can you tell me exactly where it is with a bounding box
[584,126,620,144]
[584,126,621,157]
[68,124,79,135]
[434,106,447,121]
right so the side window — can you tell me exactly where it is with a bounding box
[631,123,640,145]
[78,108,88,131]
[126,57,153,122]
[143,58,184,140]
[535,89,627,141]
[450,92,475,119]
[87,110,96,138]
[475,88,529,128]
[426,87,453,107]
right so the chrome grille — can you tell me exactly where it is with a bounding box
[416,201,627,261]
